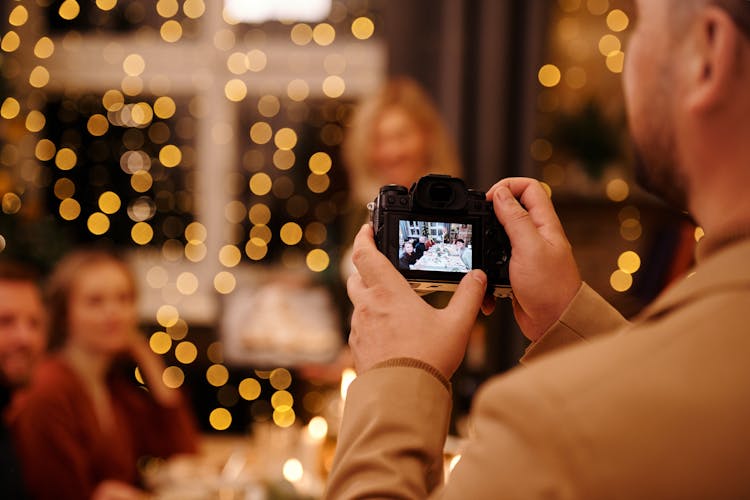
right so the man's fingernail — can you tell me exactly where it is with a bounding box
[470,270,487,285]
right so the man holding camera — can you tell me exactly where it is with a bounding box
[326,0,750,498]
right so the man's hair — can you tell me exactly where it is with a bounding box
[0,260,40,285]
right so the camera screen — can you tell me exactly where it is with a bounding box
[398,220,473,273]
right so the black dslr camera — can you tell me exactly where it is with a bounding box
[369,174,512,298]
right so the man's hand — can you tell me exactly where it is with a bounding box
[347,224,487,379]
[486,178,581,341]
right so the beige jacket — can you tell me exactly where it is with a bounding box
[326,238,750,499]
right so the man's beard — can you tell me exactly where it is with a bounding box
[630,121,689,214]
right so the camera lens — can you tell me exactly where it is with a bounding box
[429,182,454,204]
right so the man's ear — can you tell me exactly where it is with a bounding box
[685,6,742,112]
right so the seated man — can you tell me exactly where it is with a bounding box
[326,1,750,497]
[0,261,46,499]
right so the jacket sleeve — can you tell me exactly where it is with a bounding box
[11,392,98,500]
[521,282,629,363]
[325,363,452,499]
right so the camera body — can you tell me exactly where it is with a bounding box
[369,174,512,298]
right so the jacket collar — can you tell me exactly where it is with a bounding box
[636,238,750,322]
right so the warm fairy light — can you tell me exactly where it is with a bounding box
[340,368,356,400]
[185,224,207,244]
[291,24,313,46]
[257,95,281,117]
[610,269,633,292]
[96,0,117,11]
[87,212,110,235]
[283,458,303,483]
[25,110,46,132]
[538,64,561,87]
[248,204,271,225]
[270,368,292,390]
[160,20,183,43]
[219,245,242,267]
[273,150,295,171]
[606,9,629,32]
[185,241,207,262]
[206,364,230,387]
[245,238,268,260]
[159,145,182,167]
[87,114,109,136]
[1,32,21,52]
[225,79,247,102]
[307,416,328,441]
[224,201,246,224]
[306,249,330,272]
[131,171,153,192]
[273,407,296,428]
[598,34,620,56]
[351,17,375,40]
[150,331,172,354]
[305,222,327,245]
[322,75,346,98]
[59,198,81,220]
[246,49,267,72]
[250,225,273,243]
[307,173,330,194]
[153,96,176,119]
[9,5,29,26]
[167,319,189,340]
[287,79,310,102]
[175,341,198,364]
[54,179,75,200]
[250,122,273,144]
[280,222,303,245]
[587,0,609,16]
[617,251,641,274]
[156,304,180,328]
[1,98,20,119]
[59,0,81,21]
[565,67,587,89]
[103,89,125,111]
[313,23,336,46]
[213,271,236,294]
[176,272,199,295]
[29,66,50,88]
[605,178,629,201]
[209,408,232,431]
[123,54,146,76]
[157,0,179,18]
[249,173,273,195]
[274,128,298,150]
[273,176,294,198]
[620,218,642,241]
[34,37,55,59]
[606,51,625,73]
[239,378,261,400]
[227,52,247,74]
[2,194,21,215]
[183,0,206,19]
[137,224,163,249]
[162,366,185,389]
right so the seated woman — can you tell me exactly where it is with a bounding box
[9,249,198,500]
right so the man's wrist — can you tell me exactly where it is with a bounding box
[371,357,451,392]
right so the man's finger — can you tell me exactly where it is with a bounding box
[445,270,487,332]
[492,186,544,248]
[351,224,404,288]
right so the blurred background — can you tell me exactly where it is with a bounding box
[0,0,695,494]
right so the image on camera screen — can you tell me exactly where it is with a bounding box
[398,220,473,273]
